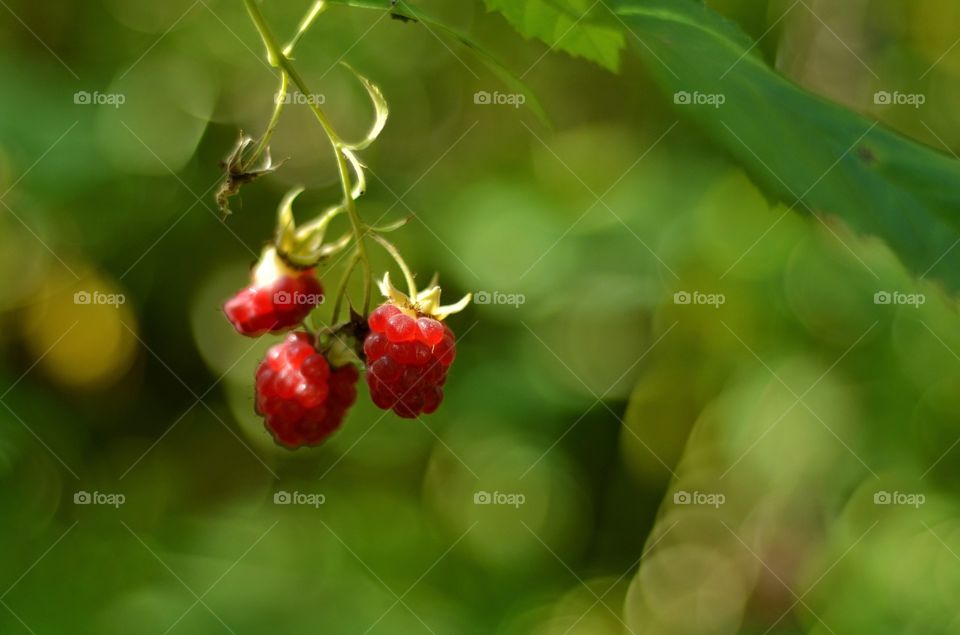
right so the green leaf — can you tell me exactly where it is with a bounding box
[612,0,960,290]
[483,0,626,72]
[323,0,549,123]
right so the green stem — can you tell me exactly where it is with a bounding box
[371,233,417,298]
[243,1,323,171]
[244,71,288,170]
[332,249,362,322]
[243,0,372,313]
[283,0,327,57]
[335,152,371,313]
[244,0,342,143]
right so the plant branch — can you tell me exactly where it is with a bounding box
[371,233,417,298]
[244,71,288,170]
[243,0,372,313]
[284,0,327,56]
[332,249,362,322]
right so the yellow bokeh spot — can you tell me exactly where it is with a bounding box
[23,272,138,389]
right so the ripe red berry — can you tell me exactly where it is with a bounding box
[364,303,454,418]
[255,332,358,448]
[224,247,323,336]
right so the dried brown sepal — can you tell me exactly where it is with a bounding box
[215,132,285,216]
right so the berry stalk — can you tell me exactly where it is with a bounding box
[371,233,418,299]
[242,0,373,312]
[332,250,362,323]
[243,71,288,172]
[241,2,325,171]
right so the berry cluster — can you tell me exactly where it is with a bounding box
[363,304,456,418]
[223,246,469,449]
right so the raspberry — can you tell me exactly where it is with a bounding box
[255,332,358,448]
[364,303,454,418]
[224,246,323,336]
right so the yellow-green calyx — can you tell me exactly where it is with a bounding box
[377,272,471,320]
[252,245,302,285]
[274,187,351,268]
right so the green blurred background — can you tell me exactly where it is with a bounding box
[1,0,960,633]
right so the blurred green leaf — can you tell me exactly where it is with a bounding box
[486,0,960,292]
[323,0,549,123]
[484,0,626,72]
[614,0,960,292]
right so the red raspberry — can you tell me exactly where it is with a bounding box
[255,332,359,448]
[364,303,455,418]
[224,247,323,336]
